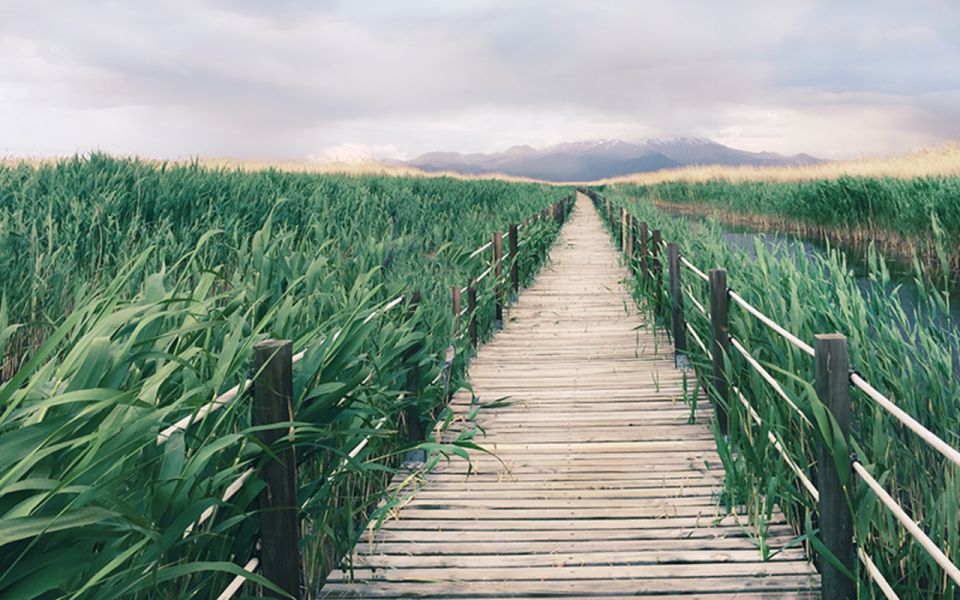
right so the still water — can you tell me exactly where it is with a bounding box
[677,214,960,332]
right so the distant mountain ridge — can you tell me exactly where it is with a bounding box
[406,138,821,182]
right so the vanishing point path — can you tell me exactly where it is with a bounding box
[322,194,820,598]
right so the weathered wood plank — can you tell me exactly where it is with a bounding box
[323,193,818,598]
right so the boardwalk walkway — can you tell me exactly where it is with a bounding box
[322,193,820,598]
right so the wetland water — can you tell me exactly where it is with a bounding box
[674,212,960,331]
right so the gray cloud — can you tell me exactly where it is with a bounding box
[1,0,958,160]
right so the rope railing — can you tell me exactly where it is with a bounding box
[192,196,575,598]
[858,548,899,600]
[595,195,960,597]
[687,318,820,503]
[850,372,960,469]
[729,336,811,428]
[684,285,708,317]
[680,256,709,282]
[157,295,406,445]
[475,266,493,283]
[468,241,492,259]
[731,383,821,502]
[728,290,815,357]
[852,461,960,586]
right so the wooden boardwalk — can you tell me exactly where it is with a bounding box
[322,193,820,598]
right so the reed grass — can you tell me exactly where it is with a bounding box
[616,175,960,280]
[596,188,960,598]
[0,154,569,598]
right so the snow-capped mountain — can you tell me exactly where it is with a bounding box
[406,138,820,182]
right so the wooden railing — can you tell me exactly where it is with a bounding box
[154,195,576,599]
[585,189,960,600]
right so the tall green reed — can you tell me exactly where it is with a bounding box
[596,188,960,598]
[0,155,569,598]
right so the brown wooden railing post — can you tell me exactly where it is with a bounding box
[640,222,649,282]
[667,243,687,367]
[708,269,730,435]
[452,285,462,338]
[493,233,504,329]
[815,334,855,600]
[468,278,478,350]
[252,339,300,598]
[627,215,635,271]
[553,202,563,225]
[620,208,627,256]
[404,290,425,441]
[651,229,663,315]
[509,224,519,297]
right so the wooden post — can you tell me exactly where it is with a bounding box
[708,269,729,435]
[493,233,503,329]
[627,215,635,270]
[553,202,563,225]
[509,224,519,297]
[651,230,663,313]
[404,290,425,441]
[468,279,478,350]
[640,222,649,281]
[667,243,687,367]
[815,334,855,600]
[620,208,627,254]
[252,339,300,599]
[452,285,462,337]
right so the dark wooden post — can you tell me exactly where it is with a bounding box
[468,279,478,350]
[815,334,855,600]
[509,224,519,297]
[252,340,300,599]
[708,269,730,435]
[553,202,563,225]
[620,208,627,255]
[640,222,649,281]
[493,233,503,329]
[404,290,425,441]
[651,230,663,314]
[667,243,687,367]
[452,285,462,339]
[627,215,635,270]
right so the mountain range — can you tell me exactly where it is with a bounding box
[405,138,821,182]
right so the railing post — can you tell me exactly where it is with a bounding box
[553,202,563,225]
[667,243,687,368]
[708,269,730,435]
[627,215,635,271]
[620,207,627,256]
[493,233,504,329]
[404,290,425,441]
[452,285,462,339]
[252,339,300,599]
[640,222,649,282]
[468,278,478,350]
[509,224,519,297]
[815,334,855,600]
[651,229,663,315]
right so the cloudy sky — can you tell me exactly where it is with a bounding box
[1,0,958,161]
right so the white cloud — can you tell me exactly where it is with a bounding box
[0,0,958,160]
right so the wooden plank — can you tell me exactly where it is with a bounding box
[321,576,819,597]
[327,192,818,598]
